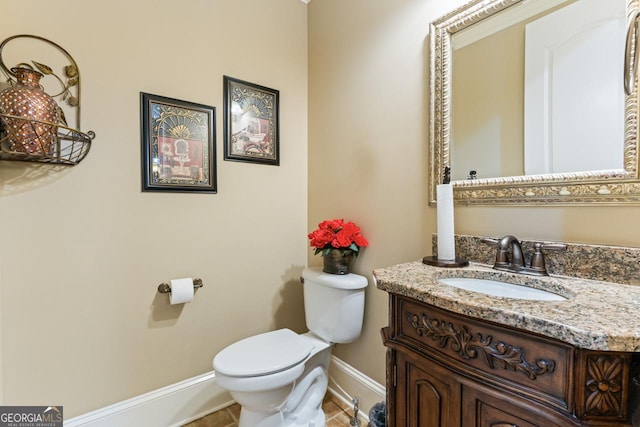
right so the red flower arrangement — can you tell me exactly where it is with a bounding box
[308,218,369,257]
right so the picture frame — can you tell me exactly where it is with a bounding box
[140,92,216,193]
[223,76,280,165]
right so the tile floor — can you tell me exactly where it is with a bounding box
[182,392,368,427]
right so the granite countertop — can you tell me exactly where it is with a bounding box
[373,260,640,352]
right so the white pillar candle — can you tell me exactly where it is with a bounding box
[437,183,456,260]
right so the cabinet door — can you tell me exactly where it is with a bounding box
[472,401,539,427]
[462,384,568,427]
[395,351,461,427]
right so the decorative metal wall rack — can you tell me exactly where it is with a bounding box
[0,35,95,166]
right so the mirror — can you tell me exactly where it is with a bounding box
[430,0,640,205]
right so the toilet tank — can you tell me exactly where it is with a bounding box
[301,267,368,343]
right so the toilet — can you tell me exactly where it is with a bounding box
[213,267,368,427]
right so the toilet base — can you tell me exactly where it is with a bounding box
[238,406,325,427]
[285,409,325,427]
[238,408,284,427]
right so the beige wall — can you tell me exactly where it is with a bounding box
[308,0,469,387]
[0,0,308,417]
[308,0,640,392]
[3,0,640,418]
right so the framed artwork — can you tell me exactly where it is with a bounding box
[140,93,216,193]
[223,76,279,165]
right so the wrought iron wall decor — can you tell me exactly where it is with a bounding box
[0,34,95,165]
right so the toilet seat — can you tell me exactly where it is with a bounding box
[213,328,312,377]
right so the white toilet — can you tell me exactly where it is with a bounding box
[213,267,368,427]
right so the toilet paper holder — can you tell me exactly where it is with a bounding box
[157,278,203,294]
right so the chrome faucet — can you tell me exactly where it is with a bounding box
[481,235,566,276]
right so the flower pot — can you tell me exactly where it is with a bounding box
[0,67,60,155]
[323,249,354,275]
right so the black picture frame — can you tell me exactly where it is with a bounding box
[223,76,280,165]
[140,92,216,193]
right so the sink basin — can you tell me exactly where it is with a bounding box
[438,277,567,301]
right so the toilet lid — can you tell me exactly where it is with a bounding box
[213,329,313,377]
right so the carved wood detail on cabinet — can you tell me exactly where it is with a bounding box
[383,294,640,427]
[406,310,556,380]
[395,297,573,412]
[576,352,632,421]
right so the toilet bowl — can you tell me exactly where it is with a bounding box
[214,330,331,427]
[213,268,367,427]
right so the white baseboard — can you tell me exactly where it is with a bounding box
[64,371,233,427]
[64,356,385,427]
[327,355,386,423]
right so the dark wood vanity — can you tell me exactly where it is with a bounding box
[375,258,640,427]
[382,295,640,426]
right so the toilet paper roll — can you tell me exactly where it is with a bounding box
[169,278,194,305]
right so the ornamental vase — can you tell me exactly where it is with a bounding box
[0,67,60,155]
[322,249,354,275]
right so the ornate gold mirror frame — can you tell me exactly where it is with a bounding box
[430,0,640,205]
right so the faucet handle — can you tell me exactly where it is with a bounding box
[538,242,567,252]
[529,242,567,274]
[481,237,509,265]
[480,237,499,246]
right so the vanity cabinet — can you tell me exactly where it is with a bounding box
[383,294,640,427]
